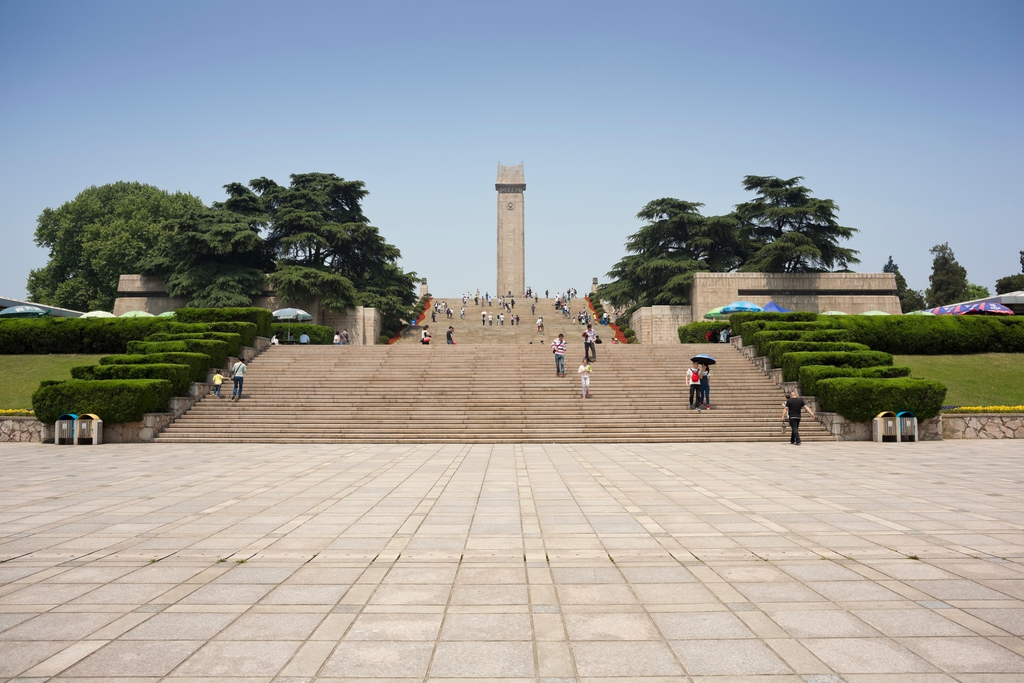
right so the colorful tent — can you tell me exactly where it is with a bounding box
[762,301,791,313]
[954,302,1013,315]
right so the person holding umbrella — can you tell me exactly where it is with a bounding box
[691,354,716,410]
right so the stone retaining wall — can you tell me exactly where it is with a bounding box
[943,414,1024,439]
[816,412,943,441]
[0,417,44,442]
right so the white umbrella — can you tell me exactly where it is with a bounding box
[80,311,116,318]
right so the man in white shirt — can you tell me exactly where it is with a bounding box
[231,359,247,401]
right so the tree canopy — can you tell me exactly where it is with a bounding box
[926,242,969,307]
[995,251,1024,294]
[883,256,926,313]
[27,182,204,311]
[599,175,859,312]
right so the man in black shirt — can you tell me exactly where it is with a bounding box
[782,390,815,445]
[446,326,455,345]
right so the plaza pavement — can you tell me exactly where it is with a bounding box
[1,441,1023,681]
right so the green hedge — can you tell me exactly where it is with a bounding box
[0,317,169,354]
[816,377,947,422]
[99,352,213,382]
[751,329,852,357]
[270,323,334,345]
[678,321,731,343]
[167,321,257,347]
[126,339,228,368]
[739,319,835,341]
[798,364,912,396]
[780,350,894,382]
[32,379,175,424]
[729,311,818,334]
[829,315,1024,354]
[766,341,870,368]
[145,332,242,357]
[71,363,192,396]
[174,307,273,337]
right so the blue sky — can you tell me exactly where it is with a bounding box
[1,1,1021,302]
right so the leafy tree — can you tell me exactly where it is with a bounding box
[883,256,926,313]
[598,199,743,313]
[27,182,204,311]
[141,183,272,307]
[926,243,969,307]
[736,176,859,272]
[966,283,990,300]
[995,251,1024,294]
[250,172,418,325]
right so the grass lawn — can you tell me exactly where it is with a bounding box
[0,355,104,409]
[895,353,1024,407]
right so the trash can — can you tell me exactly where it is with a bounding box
[897,411,918,442]
[872,411,898,443]
[55,413,78,445]
[74,413,103,445]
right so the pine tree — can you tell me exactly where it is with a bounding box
[883,256,925,313]
[926,243,969,307]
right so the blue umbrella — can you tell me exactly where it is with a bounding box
[720,301,764,314]
[762,301,791,313]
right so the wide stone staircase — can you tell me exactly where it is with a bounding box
[157,336,834,444]
[411,297,593,345]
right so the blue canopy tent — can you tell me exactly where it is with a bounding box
[762,301,791,313]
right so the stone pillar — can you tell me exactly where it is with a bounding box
[591,277,599,294]
[496,163,525,298]
[420,278,429,298]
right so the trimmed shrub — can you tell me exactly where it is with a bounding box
[678,321,730,343]
[167,321,257,347]
[739,319,834,341]
[126,339,228,368]
[99,352,213,382]
[780,350,894,382]
[145,332,242,357]
[766,341,870,368]
[32,379,175,424]
[828,315,1024,354]
[798,364,912,396]
[729,311,818,335]
[269,323,334,345]
[751,329,852,357]
[174,307,273,337]
[0,317,169,354]
[72,363,191,396]
[816,377,947,422]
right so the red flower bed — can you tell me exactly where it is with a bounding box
[388,297,433,345]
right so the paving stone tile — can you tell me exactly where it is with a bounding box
[179,583,275,605]
[0,583,97,605]
[347,612,444,640]
[900,636,1024,672]
[63,640,202,677]
[964,608,1024,635]
[321,640,434,677]
[734,581,828,603]
[70,582,178,604]
[0,611,121,641]
[120,611,238,640]
[652,610,755,639]
[440,612,532,640]
[429,641,535,677]
[671,638,792,675]
[851,608,975,637]
[450,583,528,605]
[172,639,300,676]
[769,609,881,637]
[0,640,73,677]
[803,637,939,673]
[564,612,661,640]
[571,640,684,676]
[217,612,324,640]
[260,584,347,605]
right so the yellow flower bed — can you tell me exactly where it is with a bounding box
[0,409,35,417]
[944,406,1024,414]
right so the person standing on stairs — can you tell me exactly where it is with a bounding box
[782,390,814,445]
[551,334,566,377]
[230,359,246,401]
[481,310,487,326]
[578,358,592,398]
[488,313,493,326]
[687,361,702,409]
[700,363,711,409]
[446,326,455,345]
[583,324,597,362]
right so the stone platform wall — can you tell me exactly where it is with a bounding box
[0,417,45,442]
[943,414,1024,439]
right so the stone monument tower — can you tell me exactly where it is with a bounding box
[496,162,525,297]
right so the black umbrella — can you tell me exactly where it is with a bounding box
[691,354,716,365]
